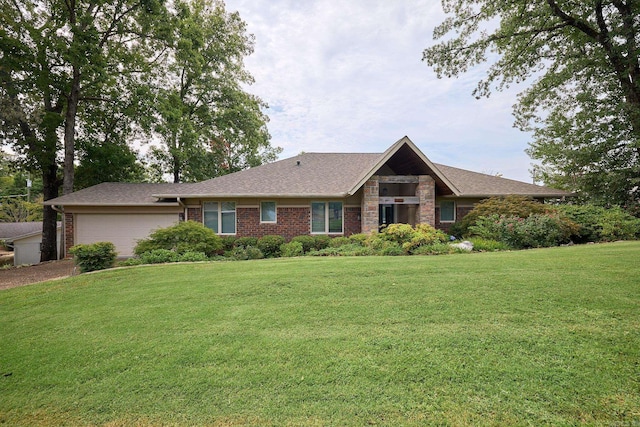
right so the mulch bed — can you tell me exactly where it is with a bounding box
[0,259,76,290]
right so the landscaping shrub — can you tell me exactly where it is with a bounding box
[467,238,510,252]
[375,223,448,253]
[134,221,222,257]
[378,223,416,245]
[69,241,117,273]
[179,251,209,262]
[455,195,550,237]
[411,242,458,255]
[348,233,369,246]
[469,213,575,249]
[280,241,304,257]
[328,236,351,248]
[119,257,144,267]
[312,235,332,250]
[290,235,316,253]
[230,246,264,260]
[220,236,237,252]
[309,244,375,257]
[234,236,258,249]
[140,249,181,264]
[257,235,286,258]
[557,204,640,243]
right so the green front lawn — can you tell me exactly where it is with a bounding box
[1,242,639,426]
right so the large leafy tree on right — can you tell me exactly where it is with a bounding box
[423,1,640,207]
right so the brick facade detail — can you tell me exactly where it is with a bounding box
[435,205,473,233]
[64,213,74,258]
[187,207,202,223]
[237,207,310,241]
[344,207,362,236]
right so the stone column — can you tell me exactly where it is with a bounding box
[417,175,435,227]
[361,176,379,234]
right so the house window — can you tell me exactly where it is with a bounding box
[203,201,236,234]
[311,201,343,234]
[261,201,277,223]
[440,200,456,222]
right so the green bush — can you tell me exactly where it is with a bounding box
[234,236,258,249]
[140,249,181,264]
[179,251,209,262]
[469,213,575,249]
[257,235,286,258]
[290,235,316,253]
[348,234,369,246]
[557,204,640,243]
[467,238,510,252]
[118,258,144,267]
[69,241,117,273]
[309,244,375,257]
[328,236,351,248]
[280,241,304,257]
[412,242,458,255]
[312,235,332,250]
[375,223,448,253]
[134,221,222,257]
[455,195,551,237]
[378,224,416,244]
[220,236,237,252]
[230,246,264,260]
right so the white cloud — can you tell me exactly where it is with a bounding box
[225,0,536,182]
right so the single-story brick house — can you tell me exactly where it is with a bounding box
[45,136,569,257]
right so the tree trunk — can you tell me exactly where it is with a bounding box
[40,163,59,262]
[63,66,81,195]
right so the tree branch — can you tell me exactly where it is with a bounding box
[546,0,599,40]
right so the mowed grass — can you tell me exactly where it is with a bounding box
[1,242,639,426]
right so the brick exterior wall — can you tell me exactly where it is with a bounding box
[187,207,202,223]
[237,207,310,240]
[64,213,74,258]
[344,207,362,236]
[435,205,474,233]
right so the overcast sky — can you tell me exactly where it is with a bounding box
[224,0,537,183]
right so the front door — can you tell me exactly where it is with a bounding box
[379,204,394,227]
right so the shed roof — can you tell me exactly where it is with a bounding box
[0,222,61,242]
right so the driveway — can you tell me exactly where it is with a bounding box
[0,259,76,290]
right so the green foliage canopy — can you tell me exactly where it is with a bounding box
[147,0,280,183]
[424,1,640,207]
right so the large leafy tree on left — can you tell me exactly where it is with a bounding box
[0,0,168,261]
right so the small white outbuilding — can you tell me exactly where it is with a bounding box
[0,222,62,266]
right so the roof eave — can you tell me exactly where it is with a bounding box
[443,192,574,199]
[153,192,351,199]
[43,202,182,207]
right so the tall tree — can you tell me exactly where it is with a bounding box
[147,0,278,183]
[1,0,168,260]
[423,0,640,207]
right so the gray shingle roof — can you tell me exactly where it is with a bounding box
[0,222,61,241]
[43,183,191,206]
[434,164,570,198]
[44,137,571,205]
[157,152,386,198]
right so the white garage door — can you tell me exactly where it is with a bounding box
[75,214,179,257]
